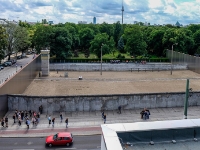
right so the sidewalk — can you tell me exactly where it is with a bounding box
[1,106,200,137]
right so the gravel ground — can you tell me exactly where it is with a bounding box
[23,70,200,96]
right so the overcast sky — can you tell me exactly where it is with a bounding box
[1,0,200,25]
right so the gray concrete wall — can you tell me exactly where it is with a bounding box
[0,95,8,118]
[8,92,200,114]
[50,63,187,71]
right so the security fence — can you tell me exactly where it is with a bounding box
[166,50,200,74]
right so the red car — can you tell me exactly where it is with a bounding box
[45,132,73,147]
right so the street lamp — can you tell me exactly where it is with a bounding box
[100,43,104,75]
[16,64,17,72]
[171,43,178,75]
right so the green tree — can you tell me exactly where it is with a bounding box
[32,25,52,53]
[14,26,31,54]
[117,36,124,53]
[193,30,200,54]
[148,29,165,56]
[50,27,72,59]
[0,25,7,61]
[113,21,122,46]
[99,22,114,38]
[89,33,114,58]
[124,25,147,56]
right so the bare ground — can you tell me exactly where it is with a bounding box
[23,70,200,96]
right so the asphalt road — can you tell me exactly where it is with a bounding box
[0,135,101,150]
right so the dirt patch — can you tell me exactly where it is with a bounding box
[23,70,200,96]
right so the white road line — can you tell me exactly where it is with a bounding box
[13,149,34,150]
[55,148,77,150]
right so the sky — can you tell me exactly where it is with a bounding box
[0,0,200,25]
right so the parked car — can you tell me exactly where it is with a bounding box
[2,62,8,67]
[45,132,73,147]
[7,59,16,65]
[17,55,22,59]
[0,64,4,70]
[5,61,12,66]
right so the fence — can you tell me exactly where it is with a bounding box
[166,50,200,74]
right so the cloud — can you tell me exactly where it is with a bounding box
[0,0,199,25]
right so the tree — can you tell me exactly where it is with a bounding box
[14,26,31,54]
[79,27,94,57]
[89,33,114,58]
[148,29,165,56]
[113,21,122,47]
[99,22,114,38]
[50,27,72,59]
[117,36,124,53]
[124,25,147,56]
[32,25,52,53]
[0,25,7,61]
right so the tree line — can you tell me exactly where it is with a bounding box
[1,21,200,62]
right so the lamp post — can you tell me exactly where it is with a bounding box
[16,64,17,72]
[100,44,103,75]
[171,43,178,75]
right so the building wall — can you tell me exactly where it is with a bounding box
[0,55,41,118]
[7,92,200,115]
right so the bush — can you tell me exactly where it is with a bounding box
[117,54,125,59]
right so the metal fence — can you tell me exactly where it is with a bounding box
[166,50,200,74]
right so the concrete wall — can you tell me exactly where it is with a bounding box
[0,55,41,118]
[49,63,187,71]
[8,92,200,114]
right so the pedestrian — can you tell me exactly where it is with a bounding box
[37,112,40,123]
[60,112,63,122]
[13,114,16,123]
[39,105,43,114]
[21,111,24,121]
[48,115,51,125]
[65,118,68,128]
[118,105,121,114]
[52,118,55,127]
[18,119,21,126]
[103,114,106,124]
[101,110,104,119]
[1,118,4,127]
[5,116,8,128]
[26,119,30,129]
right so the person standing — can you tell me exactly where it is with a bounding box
[26,119,30,129]
[52,118,55,127]
[65,118,68,128]
[5,116,8,128]
[60,112,63,122]
[118,106,121,114]
[21,111,24,121]
[103,114,106,124]
[13,114,16,123]
[48,115,51,125]
[1,118,4,127]
[18,118,21,126]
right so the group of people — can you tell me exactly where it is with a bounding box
[47,112,69,128]
[12,109,41,129]
[110,60,121,64]
[140,108,150,120]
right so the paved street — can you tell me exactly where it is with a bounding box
[0,135,101,150]
[0,54,34,85]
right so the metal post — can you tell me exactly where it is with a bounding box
[184,79,189,119]
[16,65,17,72]
[171,45,173,75]
[100,44,103,75]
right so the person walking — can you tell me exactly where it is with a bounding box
[118,106,121,114]
[65,118,68,128]
[52,118,55,127]
[101,110,104,119]
[13,114,16,123]
[26,119,30,129]
[60,112,63,122]
[1,118,4,127]
[48,115,51,125]
[21,111,24,121]
[103,114,106,124]
[5,116,8,128]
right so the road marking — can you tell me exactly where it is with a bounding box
[55,148,77,150]
[13,149,34,150]
[27,142,33,145]
[97,146,101,148]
